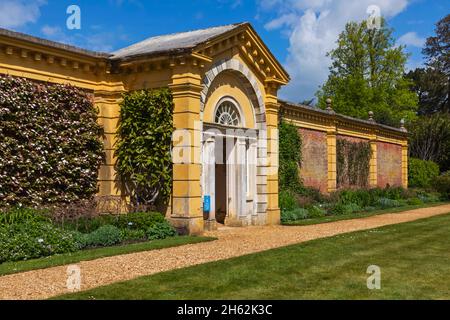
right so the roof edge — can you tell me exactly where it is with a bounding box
[279,100,407,135]
[0,28,111,59]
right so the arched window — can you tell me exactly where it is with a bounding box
[215,99,241,127]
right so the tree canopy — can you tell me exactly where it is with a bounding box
[316,19,418,126]
[406,14,449,115]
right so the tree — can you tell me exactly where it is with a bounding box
[316,19,418,126]
[407,14,449,115]
[408,113,450,172]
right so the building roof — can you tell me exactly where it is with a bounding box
[0,23,250,62]
[111,23,245,60]
[0,28,111,59]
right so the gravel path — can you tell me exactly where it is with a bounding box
[1,204,450,300]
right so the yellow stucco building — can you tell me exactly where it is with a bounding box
[0,23,408,235]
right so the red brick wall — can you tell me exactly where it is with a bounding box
[298,128,328,192]
[336,135,370,189]
[377,142,402,188]
[337,135,368,144]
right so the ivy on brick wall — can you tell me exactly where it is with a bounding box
[115,89,174,207]
[0,76,104,207]
[279,121,303,191]
[337,139,372,188]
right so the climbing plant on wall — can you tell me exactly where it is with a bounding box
[279,121,303,191]
[337,139,372,188]
[115,89,174,206]
[0,75,104,208]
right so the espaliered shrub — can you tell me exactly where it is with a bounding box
[408,158,440,188]
[279,121,303,191]
[337,139,372,188]
[115,89,174,207]
[0,76,104,207]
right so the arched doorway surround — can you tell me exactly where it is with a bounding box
[200,58,268,229]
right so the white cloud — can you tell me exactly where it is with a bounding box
[0,0,47,29]
[41,25,62,37]
[397,31,425,48]
[258,0,411,102]
[39,24,128,53]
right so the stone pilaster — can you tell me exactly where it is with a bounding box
[169,68,204,235]
[402,144,409,189]
[265,98,280,225]
[327,132,337,193]
[369,139,378,188]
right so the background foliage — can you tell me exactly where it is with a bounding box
[407,14,450,173]
[115,89,174,207]
[0,76,104,207]
[408,114,450,172]
[336,139,372,188]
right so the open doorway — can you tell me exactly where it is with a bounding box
[215,136,234,224]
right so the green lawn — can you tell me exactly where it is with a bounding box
[284,202,449,226]
[58,213,450,300]
[0,236,215,277]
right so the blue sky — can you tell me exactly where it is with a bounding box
[0,0,447,102]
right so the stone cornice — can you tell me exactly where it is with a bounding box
[280,100,408,143]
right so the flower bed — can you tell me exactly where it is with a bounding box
[0,208,176,264]
[280,187,443,224]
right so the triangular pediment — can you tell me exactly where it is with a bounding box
[192,23,290,86]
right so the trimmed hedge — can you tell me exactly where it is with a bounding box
[0,76,104,207]
[408,158,440,188]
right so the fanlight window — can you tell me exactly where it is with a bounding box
[215,101,241,126]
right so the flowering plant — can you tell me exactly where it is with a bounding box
[0,76,104,207]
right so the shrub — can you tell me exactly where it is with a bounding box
[434,171,450,199]
[120,229,147,242]
[279,190,298,212]
[330,203,361,215]
[0,207,50,225]
[114,212,165,231]
[299,187,328,203]
[116,89,174,207]
[71,231,89,250]
[84,225,123,247]
[416,191,441,203]
[377,198,402,209]
[336,189,374,207]
[61,211,166,234]
[279,121,303,191]
[380,187,412,201]
[407,198,424,205]
[146,221,177,240]
[307,205,327,218]
[408,158,440,188]
[0,75,104,208]
[281,208,309,223]
[0,221,79,263]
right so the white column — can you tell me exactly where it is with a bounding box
[203,136,216,222]
[226,136,237,221]
[248,139,258,218]
[237,137,248,219]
